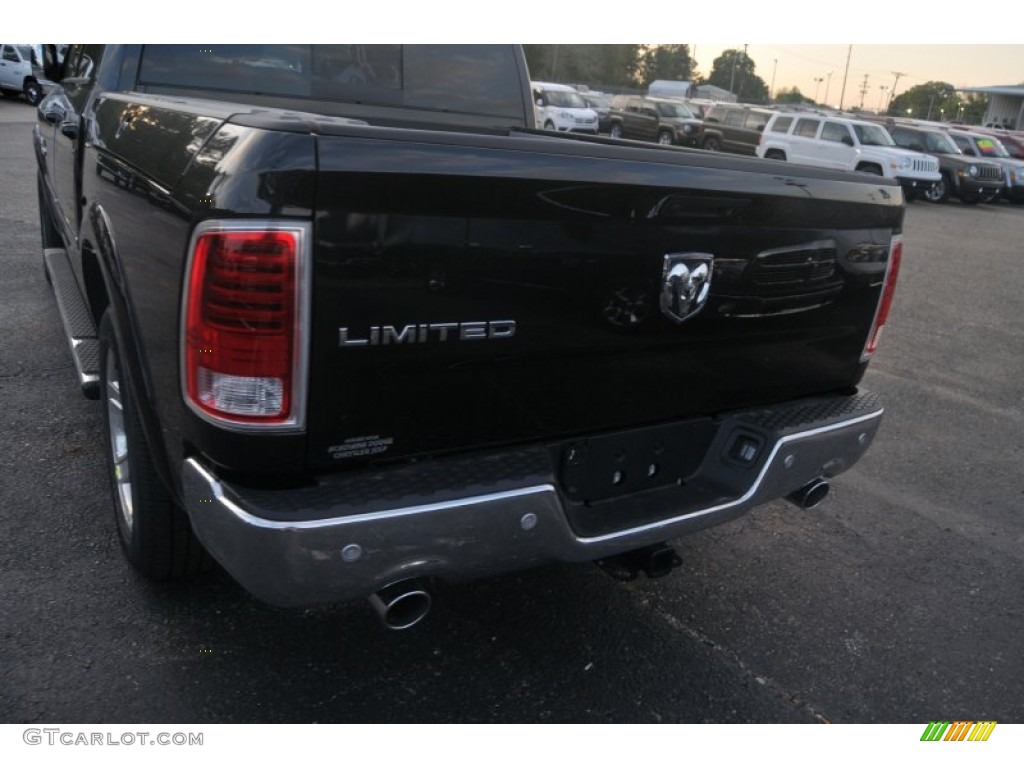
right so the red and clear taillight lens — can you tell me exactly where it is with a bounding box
[182,222,308,429]
[861,235,903,361]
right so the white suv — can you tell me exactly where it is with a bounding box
[756,113,941,197]
[531,81,599,134]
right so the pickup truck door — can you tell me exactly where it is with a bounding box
[0,44,23,90]
[48,45,100,241]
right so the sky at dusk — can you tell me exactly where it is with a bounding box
[8,4,1024,109]
[691,45,1024,108]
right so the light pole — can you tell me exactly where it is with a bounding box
[878,85,888,112]
[770,58,778,101]
[814,77,824,103]
[888,71,905,112]
[838,45,852,111]
[824,70,833,107]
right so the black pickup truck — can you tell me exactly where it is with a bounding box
[36,44,902,629]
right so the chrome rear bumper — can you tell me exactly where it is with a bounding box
[183,391,883,606]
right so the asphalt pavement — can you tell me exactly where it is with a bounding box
[1,96,1022,724]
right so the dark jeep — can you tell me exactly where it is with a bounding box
[607,95,704,147]
[700,103,774,155]
[888,124,1004,204]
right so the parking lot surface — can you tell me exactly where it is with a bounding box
[1,96,1022,723]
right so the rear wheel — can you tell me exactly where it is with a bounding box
[543,120,555,131]
[24,79,43,106]
[657,130,674,146]
[609,123,623,139]
[703,136,722,152]
[764,149,786,161]
[99,310,209,579]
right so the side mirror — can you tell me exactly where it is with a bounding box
[841,135,854,146]
[535,98,544,108]
[755,124,765,132]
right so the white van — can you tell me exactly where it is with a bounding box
[0,43,43,105]
[531,81,598,134]
[756,112,940,198]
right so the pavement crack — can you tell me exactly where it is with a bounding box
[632,589,832,723]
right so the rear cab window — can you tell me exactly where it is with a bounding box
[136,44,527,122]
[769,116,793,133]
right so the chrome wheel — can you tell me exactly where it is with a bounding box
[98,310,209,578]
[924,175,950,203]
[657,131,673,146]
[105,347,133,536]
[24,80,43,106]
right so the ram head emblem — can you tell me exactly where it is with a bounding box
[660,252,714,324]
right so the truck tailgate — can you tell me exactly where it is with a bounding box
[307,128,902,470]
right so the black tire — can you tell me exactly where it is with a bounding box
[24,79,43,106]
[609,123,623,139]
[924,174,950,203]
[703,136,722,152]
[543,120,555,131]
[857,164,884,176]
[657,130,674,146]
[98,311,209,580]
[764,149,786,161]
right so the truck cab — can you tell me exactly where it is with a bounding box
[0,43,44,104]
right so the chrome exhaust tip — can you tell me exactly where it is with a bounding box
[786,478,831,510]
[368,579,433,630]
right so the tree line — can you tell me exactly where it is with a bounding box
[524,44,766,102]
[523,45,990,120]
